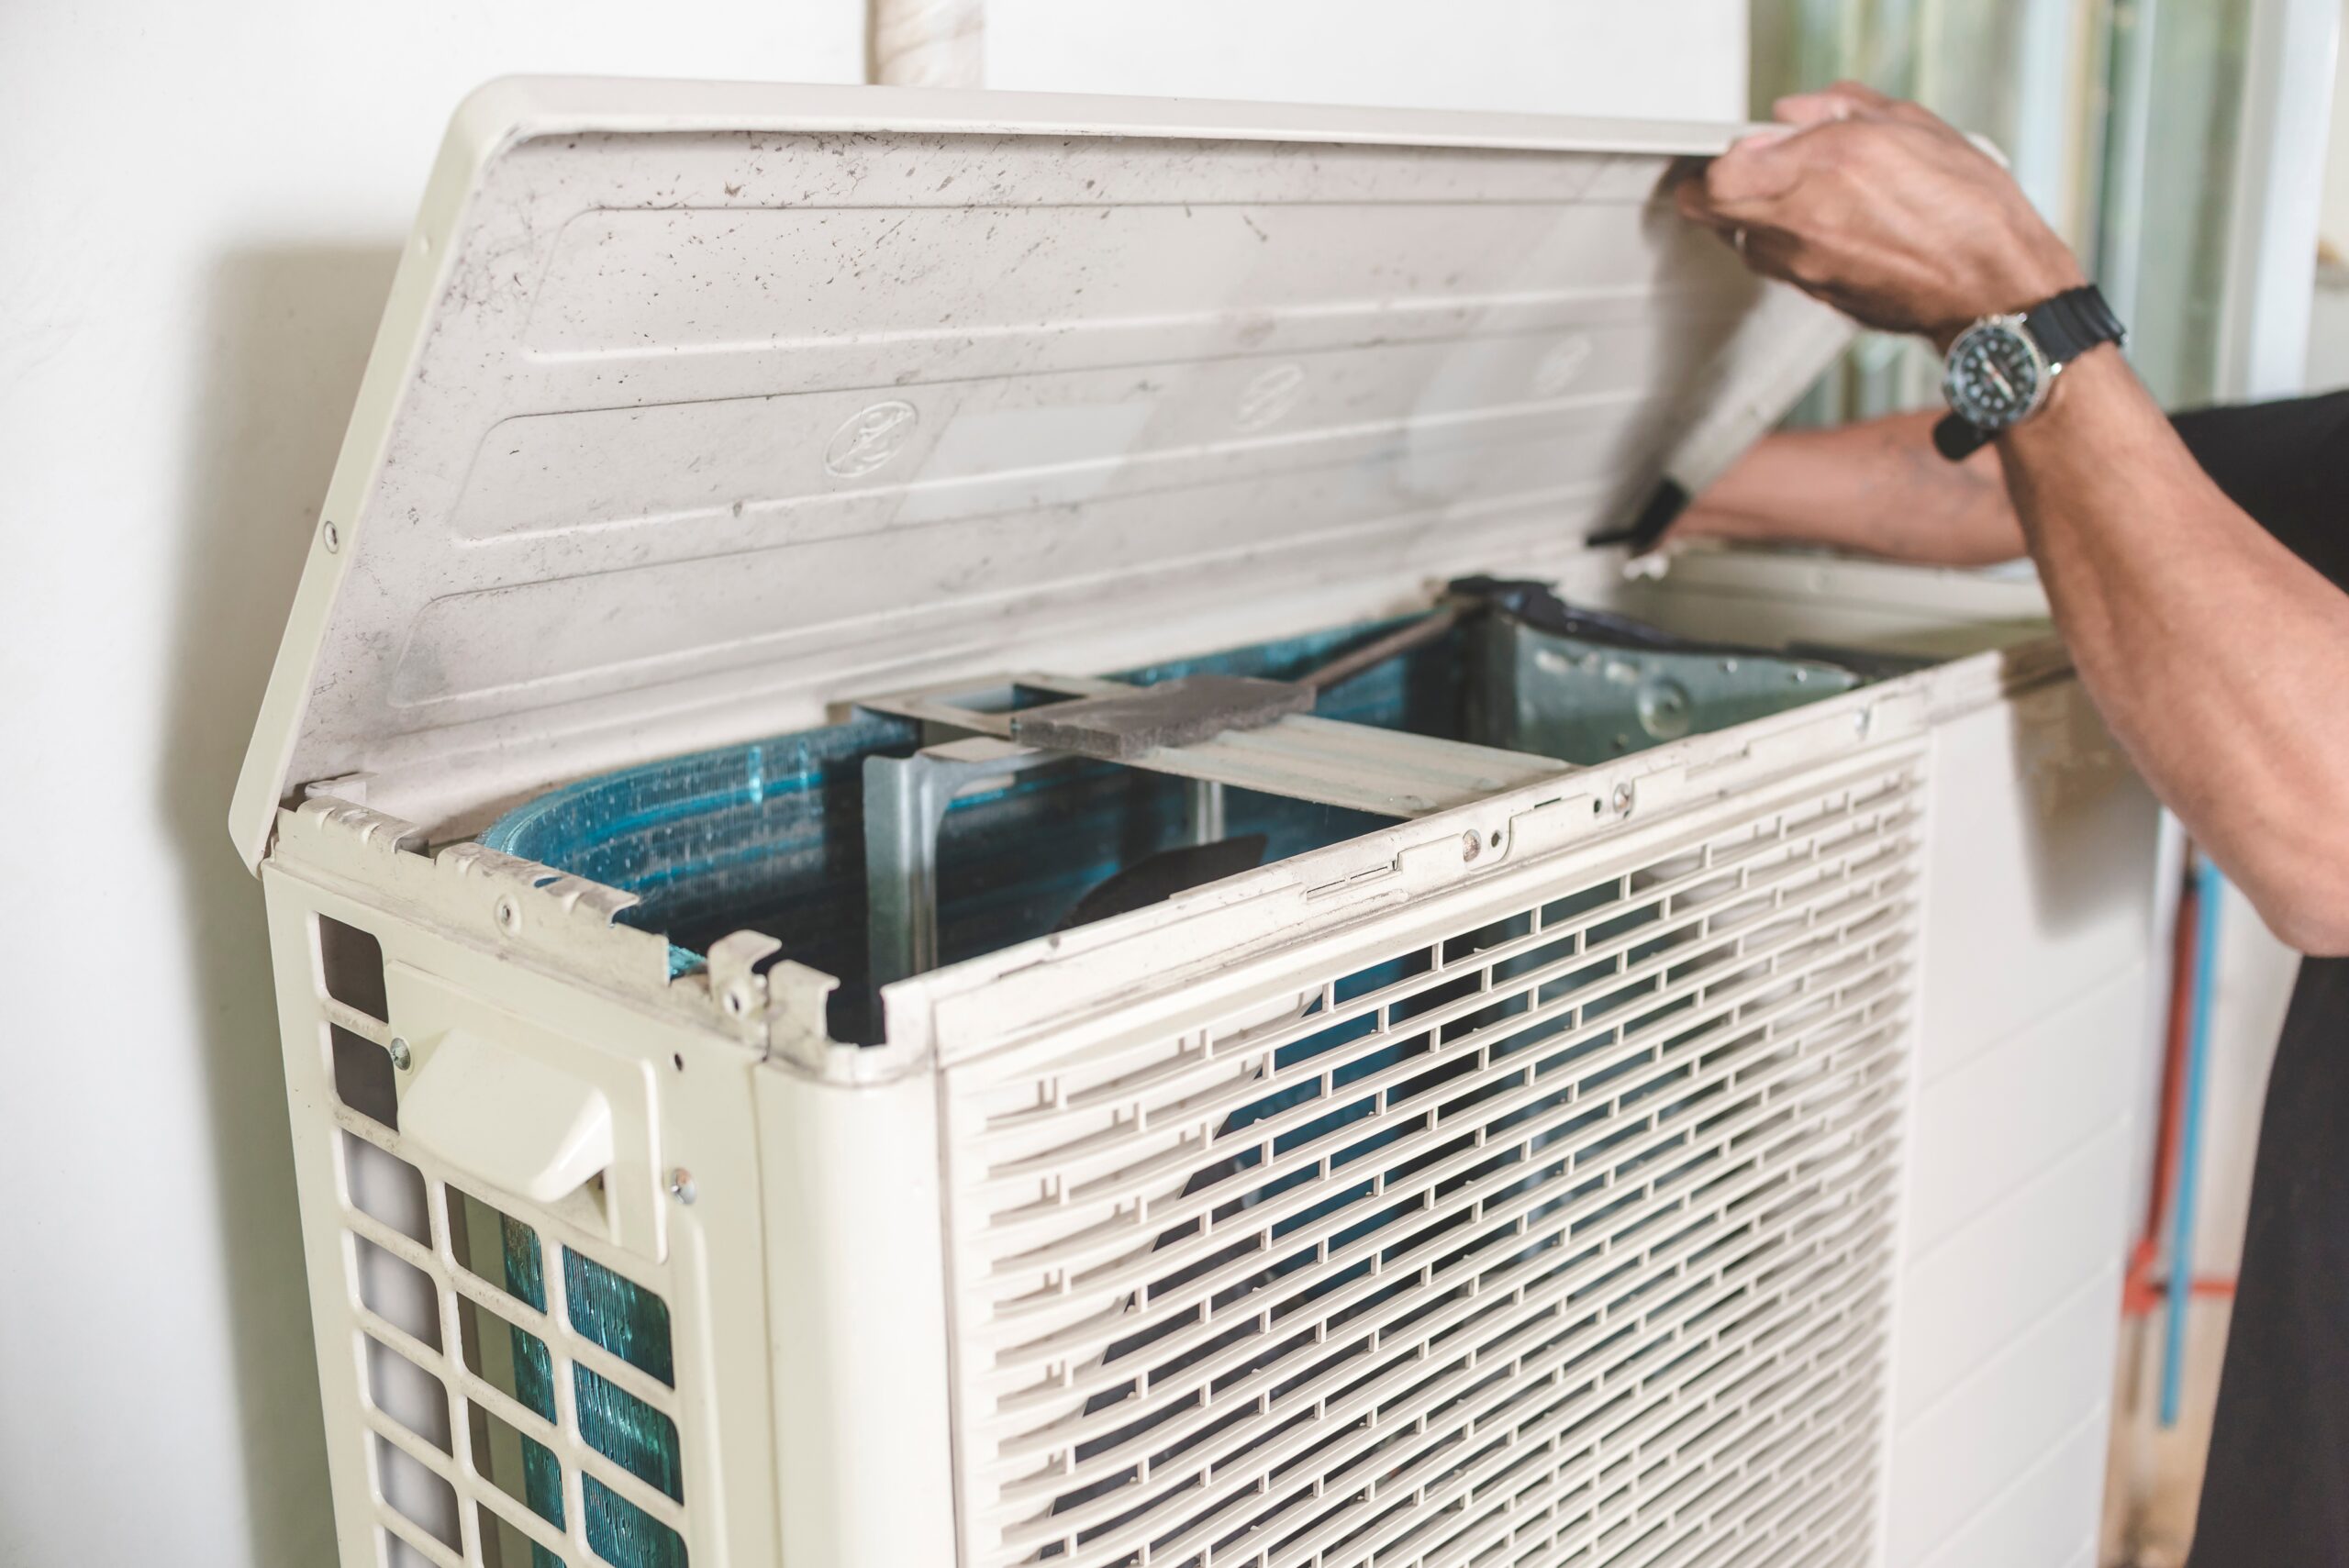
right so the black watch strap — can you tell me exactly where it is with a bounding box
[1934,284,2125,462]
[1932,414,1991,462]
[2023,284,2127,366]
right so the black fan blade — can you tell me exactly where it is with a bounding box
[1055,834,1269,931]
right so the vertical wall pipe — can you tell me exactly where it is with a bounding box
[870,0,985,87]
[2159,852,2226,1427]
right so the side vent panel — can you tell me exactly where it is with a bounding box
[305,913,694,1568]
[939,757,1926,1568]
[336,1114,691,1568]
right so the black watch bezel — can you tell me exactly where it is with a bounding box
[1942,313,2053,436]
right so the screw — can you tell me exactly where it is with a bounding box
[321,520,340,553]
[1612,782,1635,817]
[1855,708,1873,739]
[1461,829,1482,862]
[387,1037,412,1072]
[669,1168,697,1206]
[1720,658,1739,673]
[494,895,520,933]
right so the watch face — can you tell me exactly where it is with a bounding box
[1943,318,2049,431]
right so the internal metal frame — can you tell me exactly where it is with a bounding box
[863,672,1570,816]
[1474,617,1866,762]
[859,674,1572,994]
[858,628,1873,997]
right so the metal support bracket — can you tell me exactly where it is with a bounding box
[863,736,1072,993]
[858,674,1575,994]
[861,673,1568,820]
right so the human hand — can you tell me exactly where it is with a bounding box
[1676,82,2085,346]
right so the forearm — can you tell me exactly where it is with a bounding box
[1664,80,2349,948]
[2001,350,2349,952]
[1675,411,2027,566]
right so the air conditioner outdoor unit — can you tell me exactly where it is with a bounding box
[234,79,2163,1568]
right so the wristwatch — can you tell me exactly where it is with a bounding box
[1932,284,2127,461]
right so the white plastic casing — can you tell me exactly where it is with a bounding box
[231,76,1856,862]
[242,80,2160,1568]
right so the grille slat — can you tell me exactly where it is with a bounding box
[969,958,1908,1401]
[964,917,1913,1331]
[1249,1216,1894,1568]
[966,801,1920,1195]
[943,757,1926,1568]
[978,1030,1905,1493]
[991,1129,1898,1559]
[970,839,1914,1225]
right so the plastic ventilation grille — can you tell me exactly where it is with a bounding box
[323,1063,692,1568]
[941,757,1925,1568]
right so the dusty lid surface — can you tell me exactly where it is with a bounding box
[233,75,1854,867]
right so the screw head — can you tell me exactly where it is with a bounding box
[1461,829,1482,862]
[387,1037,412,1072]
[1611,782,1635,816]
[494,895,520,933]
[321,520,340,553]
[669,1168,697,1206]
[1855,707,1873,739]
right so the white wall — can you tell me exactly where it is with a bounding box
[2308,0,2349,388]
[2329,12,2349,238]
[984,0,1748,119]
[0,6,1748,1567]
[0,8,867,1567]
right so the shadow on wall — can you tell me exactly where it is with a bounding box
[158,242,400,1568]
[2001,673,2164,942]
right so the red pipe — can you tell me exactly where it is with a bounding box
[2122,866,2236,1318]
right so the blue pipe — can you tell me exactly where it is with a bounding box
[2160,853,2226,1428]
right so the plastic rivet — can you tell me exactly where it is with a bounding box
[1461,830,1482,863]
[669,1168,697,1206]
[387,1037,412,1072]
[1612,783,1635,817]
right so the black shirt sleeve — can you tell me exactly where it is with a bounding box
[2169,389,2349,589]
[2165,389,2349,1567]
